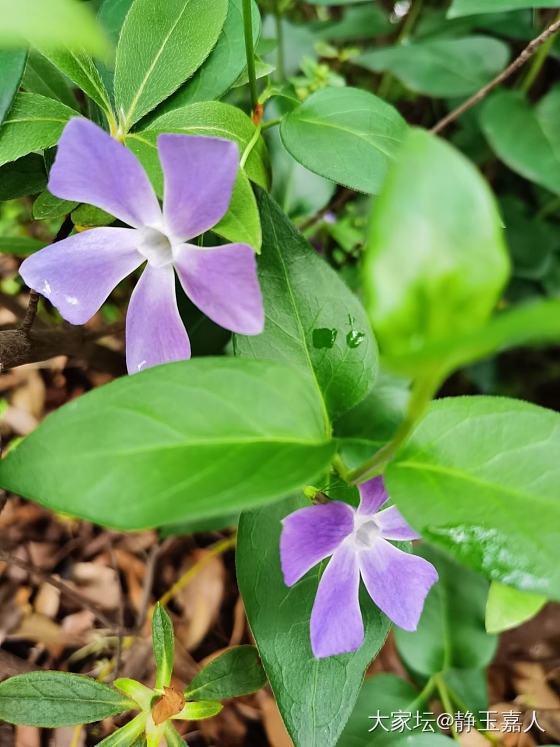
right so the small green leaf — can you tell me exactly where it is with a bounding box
[152,604,174,690]
[114,678,153,711]
[354,36,509,97]
[34,190,77,220]
[0,236,47,256]
[385,396,560,598]
[394,545,497,676]
[174,700,222,720]
[0,93,77,166]
[0,672,136,727]
[143,100,271,189]
[97,714,147,745]
[235,189,378,421]
[481,88,560,196]
[184,646,266,701]
[114,0,228,128]
[448,0,560,17]
[71,203,115,227]
[486,582,547,634]
[0,50,27,126]
[0,359,335,529]
[280,87,407,194]
[363,127,510,359]
[213,170,261,251]
[0,0,110,56]
[314,4,392,41]
[0,154,46,200]
[164,723,188,746]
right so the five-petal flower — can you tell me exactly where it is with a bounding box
[280,476,438,658]
[20,118,264,373]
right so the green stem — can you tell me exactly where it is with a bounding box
[242,0,258,110]
[434,674,461,744]
[446,686,499,745]
[377,0,424,98]
[261,117,282,130]
[520,11,560,94]
[537,195,560,220]
[240,122,262,169]
[408,675,437,713]
[275,11,286,81]
[347,371,441,484]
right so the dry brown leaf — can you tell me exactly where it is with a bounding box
[34,581,60,619]
[11,612,83,647]
[10,366,45,419]
[152,687,186,725]
[261,694,294,747]
[513,662,560,710]
[69,562,120,611]
[51,726,86,746]
[458,728,490,746]
[14,725,40,747]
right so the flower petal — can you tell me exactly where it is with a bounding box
[280,501,354,586]
[49,118,161,228]
[358,476,389,515]
[126,264,191,374]
[377,505,421,541]
[359,540,438,631]
[19,227,143,325]
[174,243,264,335]
[310,544,363,658]
[158,134,239,240]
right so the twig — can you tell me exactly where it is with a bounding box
[135,537,175,633]
[431,15,560,135]
[0,550,115,630]
[20,292,40,333]
[107,539,124,680]
[299,188,353,232]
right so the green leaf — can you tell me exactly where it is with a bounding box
[0,154,46,200]
[97,714,147,746]
[114,0,228,128]
[354,36,509,97]
[71,203,115,227]
[382,299,560,377]
[36,47,113,114]
[486,582,546,634]
[340,674,448,746]
[237,495,391,747]
[113,679,153,711]
[385,396,560,598]
[164,724,188,746]
[0,93,77,166]
[184,646,266,701]
[34,190,77,220]
[314,5,392,42]
[234,189,378,421]
[0,358,335,530]
[152,604,174,690]
[98,0,134,43]
[0,0,110,56]
[142,100,271,189]
[0,236,47,256]
[280,87,407,194]
[449,0,560,18]
[157,0,261,112]
[174,700,222,720]
[213,170,261,250]
[481,88,560,196]
[363,127,509,359]
[0,50,27,126]
[501,195,555,280]
[394,545,497,676]
[0,672,136,727]
[22,50,79,111]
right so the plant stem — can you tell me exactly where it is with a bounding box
[261,117,282,130]
[346,372,441,484]
[447,686,499,745]
[240,122,263,169]
[377,0,424,99]
[434,674,461,743]
[275,10,286,81]
[520,11,560,93]
[242,0,258,111]
[408,675,437,713]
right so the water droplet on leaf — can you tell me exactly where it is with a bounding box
[346,330,365,348]
[312,328,338,349]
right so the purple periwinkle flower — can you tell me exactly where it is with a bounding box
[20,118,264,373]
[280,476,438,658]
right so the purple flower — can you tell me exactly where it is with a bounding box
[280,476,438,658]
[20,118,264,373]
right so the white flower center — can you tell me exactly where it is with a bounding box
[136,226,174,268]
[351,514,383,550]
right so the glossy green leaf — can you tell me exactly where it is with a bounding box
[152,604,174,690]
[0,0,110,56]
[36,47,113,114]
[237,495,391,747]
[280,87,407,194]
[0,93,77,166]
[449,0,560,17]
[486,582,546,634]
[0,154,46,200]
[394,545,497,676]
[184,646,266,701]
[71,203,115,227]
[174,700,222,720]
[385,396,560,598]
[363,128,510,359]
[113,678,153,710]
[481,88,560,196]
[33,190,77,220]
[114,0,228,128]
[0,672,135,727]
[22,51,79,111]
[0,236,47,256]
[234,189,378,421]
[354,36,509,97]
[143,100,271,189]
[97,715,147,746]
[157,0,261,111]
[0,359,335,530]
[0,50,27,126]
